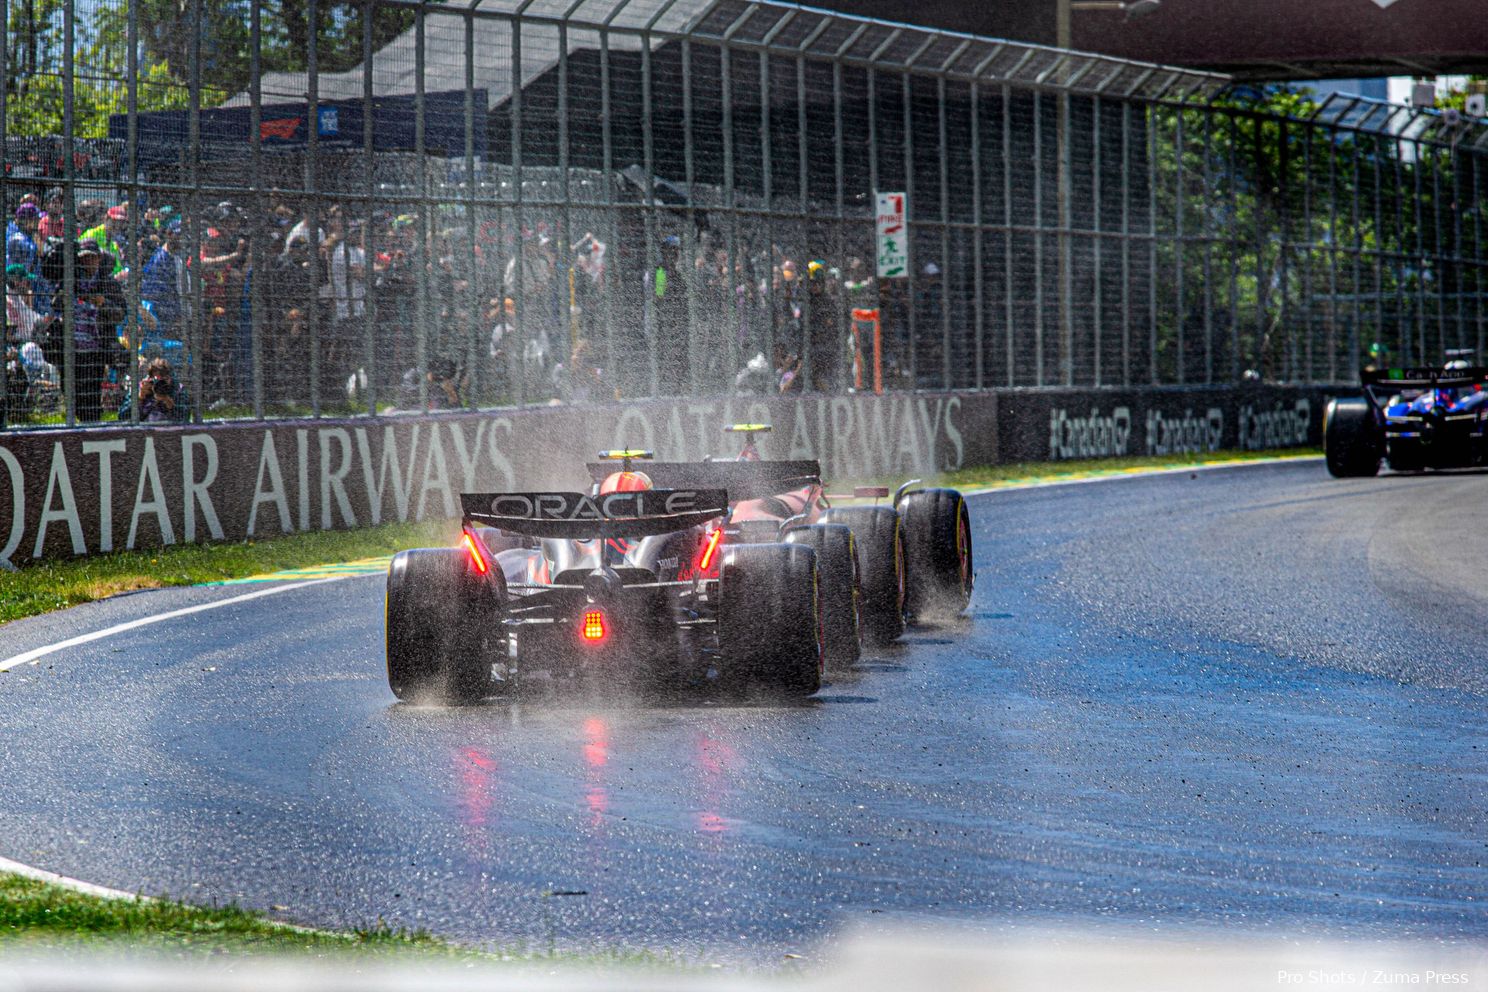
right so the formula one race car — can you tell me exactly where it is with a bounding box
[1325,357,1488,476]
[384,450,825,704]
[586,425,976,670]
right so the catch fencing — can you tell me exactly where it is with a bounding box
[2,0,1485,427]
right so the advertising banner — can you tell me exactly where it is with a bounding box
[0,391,994,565]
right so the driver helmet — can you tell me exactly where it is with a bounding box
[599,471,652,495]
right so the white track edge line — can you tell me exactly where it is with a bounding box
[0,853,349,937]
[0,576,349,673]
[0,854,150,902]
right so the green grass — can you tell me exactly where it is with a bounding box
[0,518,457,625]
[0,872,461,956]
[0,872,684,965]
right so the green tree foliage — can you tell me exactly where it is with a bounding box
[5,0,420,136]
[1147,84,1486,383]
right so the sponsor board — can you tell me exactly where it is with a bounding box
[1002,385,1328,464]
[0,386,1323,564]
[0,392,989,564]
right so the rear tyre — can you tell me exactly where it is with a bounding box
[385,548,504,704]
[820,506,906,646]
[785,524,861,671]
[1324,397,1382,478]
[898,488,974,621]
[718,543,822,698]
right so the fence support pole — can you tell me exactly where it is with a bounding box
[249,0,265,418]
[307,0,321,416]
[970,82,984,391]
[361,0,377,413]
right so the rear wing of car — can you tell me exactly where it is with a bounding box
[461,489,728,539]
[1361,367,1488,390]
[587,460,822,502]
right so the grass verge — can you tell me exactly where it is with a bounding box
[0,872,682,965]
[0,872,461,956]
[0,518,457,626]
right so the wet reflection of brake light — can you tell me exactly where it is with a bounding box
[583,717,609,826]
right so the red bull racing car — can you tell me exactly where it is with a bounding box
[600,425,976,670]
[384,430,973,705]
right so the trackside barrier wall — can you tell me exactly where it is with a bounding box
[0,385,1325,564]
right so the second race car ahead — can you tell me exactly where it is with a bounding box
[384,451,825,705]
[585,425,976,670]
[1326,357,1488,476]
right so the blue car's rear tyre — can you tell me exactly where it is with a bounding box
[785,524,861,672]
[898,488,974,620]
[718,543,822,698]
[386,548,504,704]
[1324,397,1382,478]
[820,505,906,646]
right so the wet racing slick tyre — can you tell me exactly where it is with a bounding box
[718,543,822,699]
[820,505,906,646]
[785,524,861,671]
[898,488,974,621]
[386,547,505,705]
[1324,397,1382,478]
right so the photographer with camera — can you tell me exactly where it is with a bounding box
[123,356,190,423]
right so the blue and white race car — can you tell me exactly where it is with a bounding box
[1326,358,1488,476]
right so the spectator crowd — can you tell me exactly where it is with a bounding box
[4,186,938,425]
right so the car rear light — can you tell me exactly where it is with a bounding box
[698,527,724,572]
[462,532,489,574]
[581,610,607,642]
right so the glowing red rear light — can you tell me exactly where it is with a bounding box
[462,532,489,574]
[581,610,607,642]
[699,527,724,572]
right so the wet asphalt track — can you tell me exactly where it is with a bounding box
[0,458,1484,960]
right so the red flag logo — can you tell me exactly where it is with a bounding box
[260,117,301,141]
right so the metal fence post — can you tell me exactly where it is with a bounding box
[937,76,951,391]
[307,0,321,416]
[902,72,916,390]
[721,43,739,381]
[62,0,76,425]
[642,35,659,396]
[970,82,984,391]
[249,0,265,418]
[1121,100,1132,386]
[1034,90,1045,387]
[186,0,202,423]
[1174,107,1186,384]
[126,0,141,422]
[1092,94,1103,387]
[1003,83,1015,387]
[361,0,377,414]
[410,3,428,407]
[465,10,480,408]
